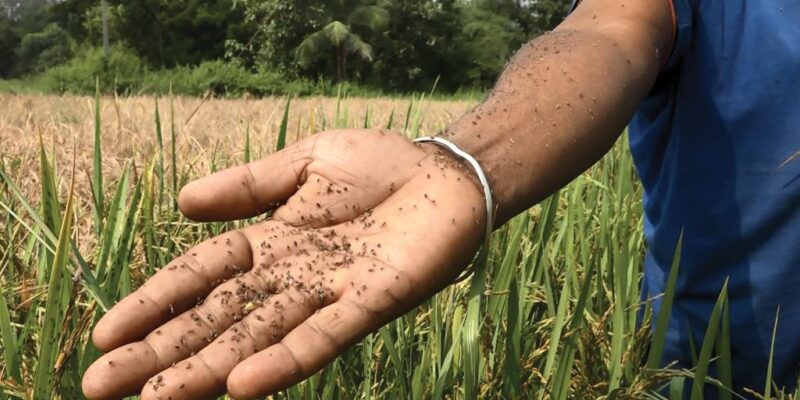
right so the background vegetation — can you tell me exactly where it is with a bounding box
[0,0,571,97]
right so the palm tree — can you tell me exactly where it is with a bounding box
[296,1,388,82]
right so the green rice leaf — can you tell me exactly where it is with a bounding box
[92,78,105,232]
[244,121,251,163]
[764,306,780,399]
[385,107,395,130]
[0,287,20,381]
[690,279,729,400]
[717,292,732,400]
[277,96,291,151]
[32,156,76,399]
[646,232,684,370]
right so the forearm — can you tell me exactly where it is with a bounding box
[441,1,673,225]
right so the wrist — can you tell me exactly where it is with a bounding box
[417,142,485,195]
[439,119,526,226]
[415,139,496,233]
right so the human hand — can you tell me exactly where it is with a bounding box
[81,130,486,399]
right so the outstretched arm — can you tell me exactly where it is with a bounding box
[443,0,674,224]
[82,1,674,399]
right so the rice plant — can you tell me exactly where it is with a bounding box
[0,89,786,399]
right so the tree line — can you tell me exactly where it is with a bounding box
[0,0,570,95]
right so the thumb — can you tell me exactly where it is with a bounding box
[178,137,316,222]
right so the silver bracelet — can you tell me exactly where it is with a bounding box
[414,136,495,282]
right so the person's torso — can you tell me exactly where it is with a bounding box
[632,0,800,394]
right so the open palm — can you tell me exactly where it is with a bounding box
[82,130,485,400]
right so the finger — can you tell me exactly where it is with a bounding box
[226,261,413,399]
[92,230,254,351]
[178,137,316,222]
[226,298,378,399]
[85,265,276,400]
[139,271,347,400]
[81,341,159,400]
[84,248,345,400]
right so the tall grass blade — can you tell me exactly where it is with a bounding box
[403,96,414,135]
[487,213,527,317]
[38,136,60,240]
[36,132,60,300]
[386,108,395,130]
[378,326,408,394]
[433,326,459,400]
[539,271,570,400]
[690,279,729,400]
[687,322,698,367]
[504,276,522,397]
[244,121,251,163]
[671,378,686,400]
[92,78,104,232]
[294,115,302,147]
[104,176,143,298]
[94,166,131,283]
[429,75,441,98]
[0,288,20,381]
[411,342,429,400]
[462,238,491,400]
[32,154,76,399]
[551,262,595,400]
[142,161,158,273]
[154,97,165,205]
[335,85,342,127]
[411,93,425,138]
[360,334,374,398]
[277,97,291,151]
[320,360,339,400]
[717,293,732,400]
[647,232,684,370]
[169,88,177,207]
[764,306,780,399]
[608,248,624,393]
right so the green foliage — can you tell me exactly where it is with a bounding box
[43,44,143,93]
[142,60,331,97]
[49,0,97,42]
[476,0,570,39]
[233,0,558,91]
[295,3,389,82]
[297,20,376,82]
[0,14,20,77]
[17,23,71,74]
[35,53,364,98]
[80,2,123,47]
[454,4,525,86]
[528,0,572,35]
[0,0,574,94]
[231,0,327,74]
[3,0,53,34]
[108,0,251,67]
[368,0,462,91]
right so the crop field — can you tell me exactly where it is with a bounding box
[0,93,758,399]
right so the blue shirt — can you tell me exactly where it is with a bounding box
[573,0,800,394]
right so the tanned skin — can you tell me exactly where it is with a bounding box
[81,1,674,399]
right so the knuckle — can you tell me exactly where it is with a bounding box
[304,318,342,354]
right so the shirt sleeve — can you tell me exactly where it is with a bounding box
[662,0,692,71]
[569,0,693,72]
